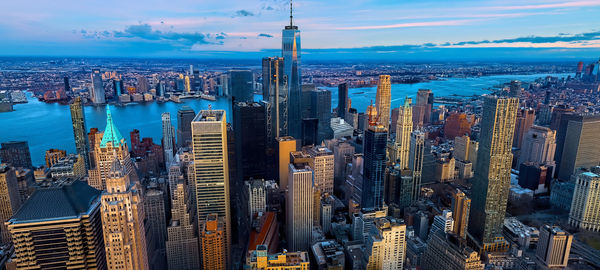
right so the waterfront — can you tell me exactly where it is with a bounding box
[0,73,571,166]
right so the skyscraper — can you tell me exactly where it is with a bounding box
[513,108,535,149]
[0,141,32,169]
[451,189,471,239]
[246,178,267,219]
[568,170,600,231]
[408,130,425,201]
[229,69,254,102]
[416,89,434,125]
[276,136,296,191]
[362,124,388,210]
[191,109,232,262]
[286,162,314,252]
[101,159,149,270]
[310,89,334,143]
[144,188,167,269]
[88,107,137,190]
[64,76,71,93]
[518,125,556,166]
[301,118,318,146]
[90,69,105,104]
[166,179,201,270]
[162,112,175,166]
[556,114,600,180]
[7,180,106,270]
[338,83,349,119]
[536,225,572,269]
[395,97,413,168]
[262,57,288,138]
[468,96,518,251]
[305,145,334,194]
[509,80,521,97]
[365,217,407,269]
[375,75,392,127]
[70,97,91,169]
[234,102,267,181]
[200,214,226,270]
[282,2,302,139]
[177,106,195,148]
[0,164,22,245]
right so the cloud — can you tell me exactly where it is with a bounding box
[86,24,214,46]
[337,19,474,30]
[258,33,273,38]
[235,10,254,17]
[444,30,600,46]
[484,0,600,11]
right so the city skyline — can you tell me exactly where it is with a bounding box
[1,0,600,269]
[1,0,600,59]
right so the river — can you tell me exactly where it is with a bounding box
[0,73,572,166]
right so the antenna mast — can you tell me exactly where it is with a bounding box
[290,0,293,27]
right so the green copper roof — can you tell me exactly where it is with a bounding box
[100,106,124,147]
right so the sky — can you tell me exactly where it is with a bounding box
[1,0,600,60]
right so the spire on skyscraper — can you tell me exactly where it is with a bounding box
[289,0,293,27]
[100,106,124,147]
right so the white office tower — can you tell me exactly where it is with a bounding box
[286,163,314,252]
[568,170,600,232]
[365,217,407,270]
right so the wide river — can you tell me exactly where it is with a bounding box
[0,73,571,166]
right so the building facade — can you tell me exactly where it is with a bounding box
[191,109,232,262]
[286,163,314,252]
[468,96,518,251]
[569,171,600,231]
[7,180,106,269]
[100,160,149,270]
[375,75,392,127]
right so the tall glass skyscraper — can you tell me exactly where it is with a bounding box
[282,2,302,139]
[69,97,90,169]
[468,96,518,252]
[362,124,388,210]
[90,69,105,104]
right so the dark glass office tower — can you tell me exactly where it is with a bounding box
[301,118,318,146]
[311,89,333,144]
[69,97,90,169]
[361,125,388,210]
[282,2,302,139]
[233,102,266,181]
[468,96,518,251]
[338,83,348,119]
[0,141,32,169]
[229,70,254,103]
[64,76,71,93]
[555,114,600,180]
[176,106,195,148]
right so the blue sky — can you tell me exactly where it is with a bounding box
[1,0,600,60]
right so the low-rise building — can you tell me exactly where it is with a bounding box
[246,245,310,269]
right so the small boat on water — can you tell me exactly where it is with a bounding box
[200,94,217,101]
[353,91,365,95]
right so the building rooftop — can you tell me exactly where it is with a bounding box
[9,180,100,224]
[100,106,124,147]
[193,109,225,122]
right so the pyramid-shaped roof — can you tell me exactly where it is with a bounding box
[100,106,124,147]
